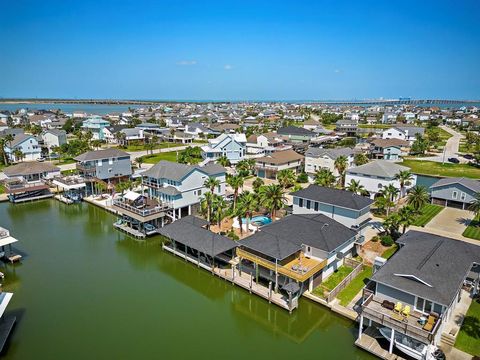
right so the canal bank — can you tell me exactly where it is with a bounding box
[0,200,374,360]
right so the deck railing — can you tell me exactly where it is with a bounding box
[113,199,171,217]
[236,248,327,283]
[361,296,441,343]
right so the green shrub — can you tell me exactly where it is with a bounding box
[380,235,394,247]
[371,235,379,242]
[296,172,309,183]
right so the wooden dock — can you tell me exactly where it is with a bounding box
[162,245,295,312]
[113,223,146,239]
[355,326,407,360]
[0,314,16,353]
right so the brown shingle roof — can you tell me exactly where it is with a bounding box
[3,162,60,177]
[255,149,304,165]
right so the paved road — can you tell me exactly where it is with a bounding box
[417,125,466,163]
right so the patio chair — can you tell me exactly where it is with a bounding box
[292,264,299,271]
[423,314,436,332]
[394,302,403,313]
[402,305,411,318]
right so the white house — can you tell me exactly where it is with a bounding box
[41,129,67,152]
[345,160,416,199]
[304,147,355,181]
[381,126,425,144]
[3,133,42,162]
[142,161,226,220]
[201,133,246,164]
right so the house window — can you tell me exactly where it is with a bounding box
[198,189,202,196]
[452,191,458,199]
[314,202,319,211]
[377,183,383,189]
[460,192,466,201]
[306,200,311,209]
[97,160,102,166]
[299,198,303,207]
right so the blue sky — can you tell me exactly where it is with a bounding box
[1,0,479,100]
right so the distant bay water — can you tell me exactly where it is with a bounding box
[1,101,479,115]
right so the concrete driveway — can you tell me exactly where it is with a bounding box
[417,125,467,163]
[424,207,474,235]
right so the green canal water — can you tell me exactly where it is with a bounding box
[0,200,374,359]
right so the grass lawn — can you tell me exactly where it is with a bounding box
[412,204,443,227]
[337,266,373,306]
[140,151,180,164]
[321,266,353,291]
[0,184,4,194]
[54,158,76,165]
[455,299,480,356]
[358,124,391,129]
[381,244,398,259]
[459,141,471,153]
[401,160,480,179]
[463,217,480,240]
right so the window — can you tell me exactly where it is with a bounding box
[452,191,458,199]
[97,160,102,166]
[299,198,303,207]
[109,158,113,165]
[460,192,466,201]
[314,202,319,211]
[378,183,383,189]
[306,200,311,209]
[198,189,202,196]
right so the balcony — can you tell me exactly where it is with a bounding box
[360,292,442,344]
[113,197,172,221]
[236,248,327,283]
[3,179,49,194]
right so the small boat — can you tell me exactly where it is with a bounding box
[379,327,428,360]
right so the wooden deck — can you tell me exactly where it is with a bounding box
[163,244,295,312]
[113,223,146,239]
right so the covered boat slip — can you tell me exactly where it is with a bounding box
[158,216,237,268]
[0,292,15,353]
[0,228,22,264]
[159,216,296,311]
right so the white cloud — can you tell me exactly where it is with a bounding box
[334,69,341,73]
[224,64,233,70]
[177,60,197,66]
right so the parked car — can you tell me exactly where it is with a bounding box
[462,154,474,160]
[448,157,460,164]
[36,157,45,162]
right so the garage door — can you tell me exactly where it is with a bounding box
[431,198,446,206]
[446,200,465,209]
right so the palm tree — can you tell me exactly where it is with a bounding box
[314,169,336,187]
[258,184,286,219]
[383,213,401,237]
[227,175,244,210]
[394,170,414,198]
[13,149,24,162]
[4,134,14,149]
[238,191,257,233]
[276,169,296,189]
[217,156,231,168]
[374,195,391,216]
[212,195,229,228]
[346,179,367,196]
[0,138,8,165]
[354,153,369,166]
[252,177,264,193]
[334,155,348,187]
[380,184,400,215]
[201,192,215,229]
[204,177,220,194]
[115,132,126,147]
[468,192,480,223]
[136,157,144,169]
[398,206,416,233]
[407,185,430,212]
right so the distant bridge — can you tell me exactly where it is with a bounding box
[0,98,478,106]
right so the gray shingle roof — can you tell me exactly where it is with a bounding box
[430,177,480,193]
[277,126,315,137]
[305,147,355,160]
[142,160,225,181]
[3,162,60,177]
[74,149,130,161]
[371,230,480,306]
[158,216,237,257]
[157,186,181,196]
[239,214,357,260]
[346,160,409,178]
[291,185,373,210]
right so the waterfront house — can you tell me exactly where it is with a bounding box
[335,120,358,136]
[345,160,416,199]
[291,185,373,237]
[304,147,355,181]
[255,149,304,180]
[201,133,246,164]
[369,138,409,161]
[381,126,425,145]
[429,177,480,209]
[141,160,226,220]
[357,230,480,356]
[238,213,358,297]
[2,162,60,203]
[74,148,132,185]
[81,116,110,140]
[277,126,315,143]
[40,129,67,154]
[3,133,41,162]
